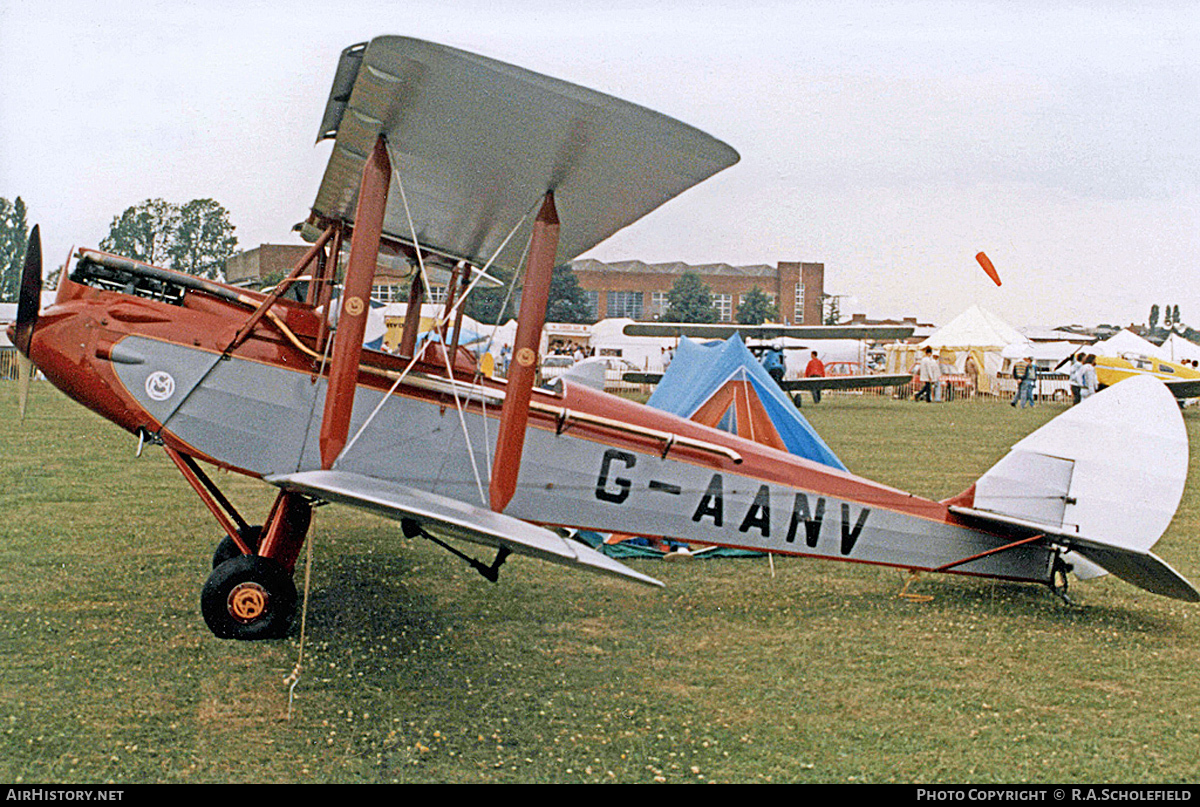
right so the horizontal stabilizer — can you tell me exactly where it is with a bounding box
[949,506,1200,602]
[265,470,662,588]
[1069,539,1200,602]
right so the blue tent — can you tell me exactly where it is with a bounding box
[647,335,846,471]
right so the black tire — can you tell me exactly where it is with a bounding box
[201,554,297,640]
[211,525,261,569]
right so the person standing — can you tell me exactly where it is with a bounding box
[762,346,786,386]
[915,346,940,402]
[1080,354,1098,400]
[1012,355,1038,408]
[1068,353,1085,405]
[805,350,826,404]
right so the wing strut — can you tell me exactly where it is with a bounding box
[489,192,559,512]
[320,135,391,469]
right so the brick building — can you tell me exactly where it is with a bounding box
[224,244,311,286]
[226,246,826,325]
[567,259,825,324]
[224,244,417,301]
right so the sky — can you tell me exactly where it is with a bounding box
[1,0,1197,330]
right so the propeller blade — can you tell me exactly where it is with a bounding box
[17,353,32,423]
[13,224,42,356]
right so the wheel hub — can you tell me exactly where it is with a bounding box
[227,581,269,623]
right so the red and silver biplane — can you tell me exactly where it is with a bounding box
[9,37,1197,640]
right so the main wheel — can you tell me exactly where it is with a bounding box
[201,554,297,640]
[211,525,262,569]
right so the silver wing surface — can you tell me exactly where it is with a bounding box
[306,36,740,271]
[265,470,662,588]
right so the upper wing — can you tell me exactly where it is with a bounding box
[621,323,916,340]
[779,374,912,391]
[265,470,662,588]
[305,37,740,272]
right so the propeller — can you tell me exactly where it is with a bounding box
[13,225,41,422]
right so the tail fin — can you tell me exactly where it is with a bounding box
[952,376,1198,601]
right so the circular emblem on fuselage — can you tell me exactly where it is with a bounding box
[344,296,365,317]
[145,371,176,402]
[516,347,537,367]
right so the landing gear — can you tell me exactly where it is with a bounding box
[161,446,315,640]
[212,525,261,568]
[1050,553,1073,605]
[201,554,297,640]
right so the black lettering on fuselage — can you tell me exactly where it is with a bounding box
[738,485,771,537]
[596,448,636,504]
[840,503,870,555]
[784,493,825,547]
[692,474,724,526]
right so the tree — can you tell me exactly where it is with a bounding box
[1150,304,1160,330]
[736,287,777,325]
[463,265,517,326]
[101,198,179,266]
[100,197,238,278]
[169,198,238,279]
[0,196,29,303]
[545,264,595,324]
[1173,305,1181,326]
[664,272,718,323]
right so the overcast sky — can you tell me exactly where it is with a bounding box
[2,0,1197,329]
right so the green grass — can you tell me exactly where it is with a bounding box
[2,384,1200,783]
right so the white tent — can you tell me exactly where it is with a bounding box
[1092,329,1165,360]
[588,318,676,371]
[921,304,1028,351]
[888,305,1027,393]
[1160,333,1200,364]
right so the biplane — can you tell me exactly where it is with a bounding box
[9,36,1198,641]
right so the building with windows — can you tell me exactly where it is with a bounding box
[225,244,425,301]
[226,246,826,326]
[567,259,825,324]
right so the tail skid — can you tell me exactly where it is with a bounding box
[954,376,1198,601]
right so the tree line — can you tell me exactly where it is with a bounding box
[0,196,240,302]
[2,194,781,328]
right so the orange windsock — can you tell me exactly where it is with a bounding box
[975,251,1001,286]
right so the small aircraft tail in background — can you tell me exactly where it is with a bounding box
[948,375,1198,601]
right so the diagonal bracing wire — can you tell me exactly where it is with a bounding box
[337,142,537,506]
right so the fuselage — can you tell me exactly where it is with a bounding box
[1095,353,1200,388]
[15,251,1056,587]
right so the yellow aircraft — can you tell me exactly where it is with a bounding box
[1094,353,1200,399]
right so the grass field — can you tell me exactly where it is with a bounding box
[2,383,1199,784]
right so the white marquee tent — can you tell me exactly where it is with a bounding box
[887,305,1029,394]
